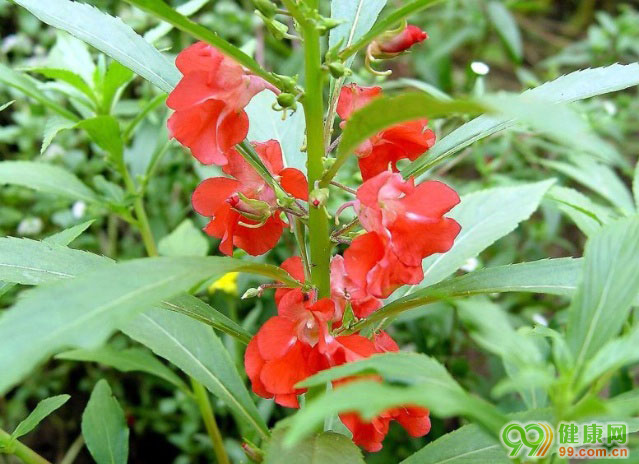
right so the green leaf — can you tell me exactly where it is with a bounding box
[457,298,547,409]
[122,0,280,90]
[542,156,635,215]
[487,1,523,63]
[144,0,210,44]
[418,180,554,288]
[48,32,95,84]
[484,95,624,166]
[82,380,129,464]
[0,161,98,203]
[99,61,134,113]
[400,409,553,464]
[326,94,487,184]
[404,63,639,177]
[401,422,507,464]
[265,427,365,464]
[547,186,614,237]
[289,353,507,445]
[27,67,96,102]
[57,346,187,391]
[329,0,388,66]
[77,116,124,164]
[13,0,180,93]
[121,307,269,439]
[161,294,252,345]
[0,62,79,121]
[158,219,210,257]
[0,255,299,394]
[359,258,581,330]
[0,237,112,285]
[41,115,77,154]
[44,220,95,246]
[567,217,639,369]
[246,90,307,173]
[578,323,639,391]
[11,395,70,439]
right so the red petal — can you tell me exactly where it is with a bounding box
[254,140,284,175]
[390,216,461,266]
[260,341,311,395]
[340,413,389,452]
[256,316,297,361]
[167,100,229,165]
[192,177,240,217]
[337,84,382,120]
[402,180,461,218]
[343,232,385,291]
[216,109,249,154]
[232,215,284,256]
[373,331,399,353]
[244,337,271,399]
[175,42,224,75]
[202,204,239,256]
[275,256,306,306]
[280,168,309,201]
[392,406,431,437]
[274,394,299,408]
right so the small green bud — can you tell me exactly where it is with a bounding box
[309,188,329,208]
[253,0,277,17]
[328,62,349,78]
[241,288,260,300]
[277,93,297,109]
[256,11,290,40]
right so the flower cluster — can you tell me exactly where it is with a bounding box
[168,29,459,452]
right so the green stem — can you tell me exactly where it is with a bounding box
[122,169,158,257]
[191,379,230,464]
[0,429,51,464]
[59,435,84,464]
[301,10,331,298]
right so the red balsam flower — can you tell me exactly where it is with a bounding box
[244,290,334,408]
[321,332,431,452]
[167,42,276,165]
[343,171,461,298]
[192,140,307,256]
[337,84,436,181]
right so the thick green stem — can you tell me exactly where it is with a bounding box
[191,379,230,464]
[301,15,331,298]
[0,429,52,464]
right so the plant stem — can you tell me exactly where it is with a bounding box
[191,379,230,464]
[301,9,331,298]
[59,435,84,464]
[121,170,158,257]
[0,429,51,464]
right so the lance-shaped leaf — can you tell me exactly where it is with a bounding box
[567,217,639,369]
[355,257,581,330]
[13,0,180,93]
[0,256,298,394]
[82,380,129,464]
[57,346,188,392]
[121,307,269,439]
[288,353,507,444]
[0,161,98,203]
[404,63,639,177]
[11,395,70,439]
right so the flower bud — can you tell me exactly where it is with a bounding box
[277,92,297,109]
[328,62,349,78]
[242,288,260,300]
[368,24,428,60]
[309,187,329,208]
[256,11,290,41]
[253,0,277,17]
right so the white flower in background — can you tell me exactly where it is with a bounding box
[603,101,617,116]
[460,257,479,273]
[532,313,549,327]
[17,217,43,236]
[72,201,87,219]
[470,61,490,76]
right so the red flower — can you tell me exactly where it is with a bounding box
[337,84,436,181]
[356,171,461,267]
[320,332,430,452]
[274,255,382,321]
[369,25,429,57]
[330,255,382,320]
[344,231,423,299]
[167,42,276,165]
[244,291,334,408]
[192,140,307,256]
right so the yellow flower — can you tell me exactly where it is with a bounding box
[208,272,239,295]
